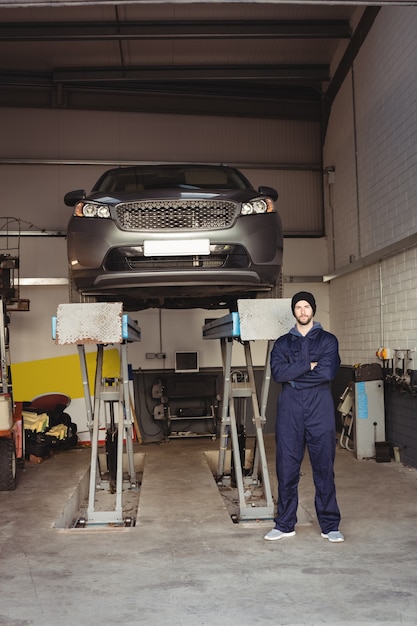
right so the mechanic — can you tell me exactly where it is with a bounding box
[264,291,344,543]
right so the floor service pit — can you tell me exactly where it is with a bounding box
[205,447,273,524]
[54,451,145,530]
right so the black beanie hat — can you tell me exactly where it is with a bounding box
[291,291,316,316]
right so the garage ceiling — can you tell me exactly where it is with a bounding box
[0,2,386,124]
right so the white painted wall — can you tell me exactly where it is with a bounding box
[0,110,322,236]
[0,108,321,166]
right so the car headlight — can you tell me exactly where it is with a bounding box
[74,202,111,218]
[241,197,275,215]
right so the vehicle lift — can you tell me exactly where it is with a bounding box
[202,298,293,521]
[53,302,141,527]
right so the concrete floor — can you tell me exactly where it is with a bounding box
[1,434,416,626]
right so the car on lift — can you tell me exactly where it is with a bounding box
[64,164,283,310]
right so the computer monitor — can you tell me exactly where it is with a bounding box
[174,351,199,373]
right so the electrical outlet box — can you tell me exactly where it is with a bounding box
[145,352,156,359]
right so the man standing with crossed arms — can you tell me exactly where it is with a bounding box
[264,291,344,543]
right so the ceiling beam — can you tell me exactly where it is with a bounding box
[52,65,330,84]
[0,19,351,42]
[0,62,325,120]
[0,81,322,121]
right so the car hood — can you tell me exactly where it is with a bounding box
[87,188,266,204]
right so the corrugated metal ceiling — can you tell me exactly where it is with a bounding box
[0,2,383,121]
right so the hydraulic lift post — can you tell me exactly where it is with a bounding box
[53,302,141,527]
[203,298,293,521]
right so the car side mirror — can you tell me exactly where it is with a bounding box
[64,189,86,207]
[258,186,278,202]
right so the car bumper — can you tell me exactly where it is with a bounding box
[67,213,283,295]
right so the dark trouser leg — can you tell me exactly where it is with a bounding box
[275,394,305,533]
[306,398,341,534]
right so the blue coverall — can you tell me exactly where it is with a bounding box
[270,321,341,534]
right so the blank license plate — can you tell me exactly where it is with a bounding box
[144,239,210,257]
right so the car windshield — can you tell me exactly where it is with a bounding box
[93,165,250,193]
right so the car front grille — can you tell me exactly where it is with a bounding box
[128,257,225,269]
[105,245,249,271]
[115,200,237,230]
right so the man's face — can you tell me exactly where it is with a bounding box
[294,300,314,326]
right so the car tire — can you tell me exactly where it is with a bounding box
[0,438,17,491]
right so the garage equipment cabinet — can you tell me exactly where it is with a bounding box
[352,364,385,460]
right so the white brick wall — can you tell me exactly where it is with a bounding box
[381,248,417,349]
[324,7,417,364]
[354,7,417,257]
[330,247,417,365]
[324,8,417,268]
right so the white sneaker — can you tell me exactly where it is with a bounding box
[264,528,296,541]
[321,530,345,542]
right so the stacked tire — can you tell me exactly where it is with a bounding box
[0,438,16,491]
